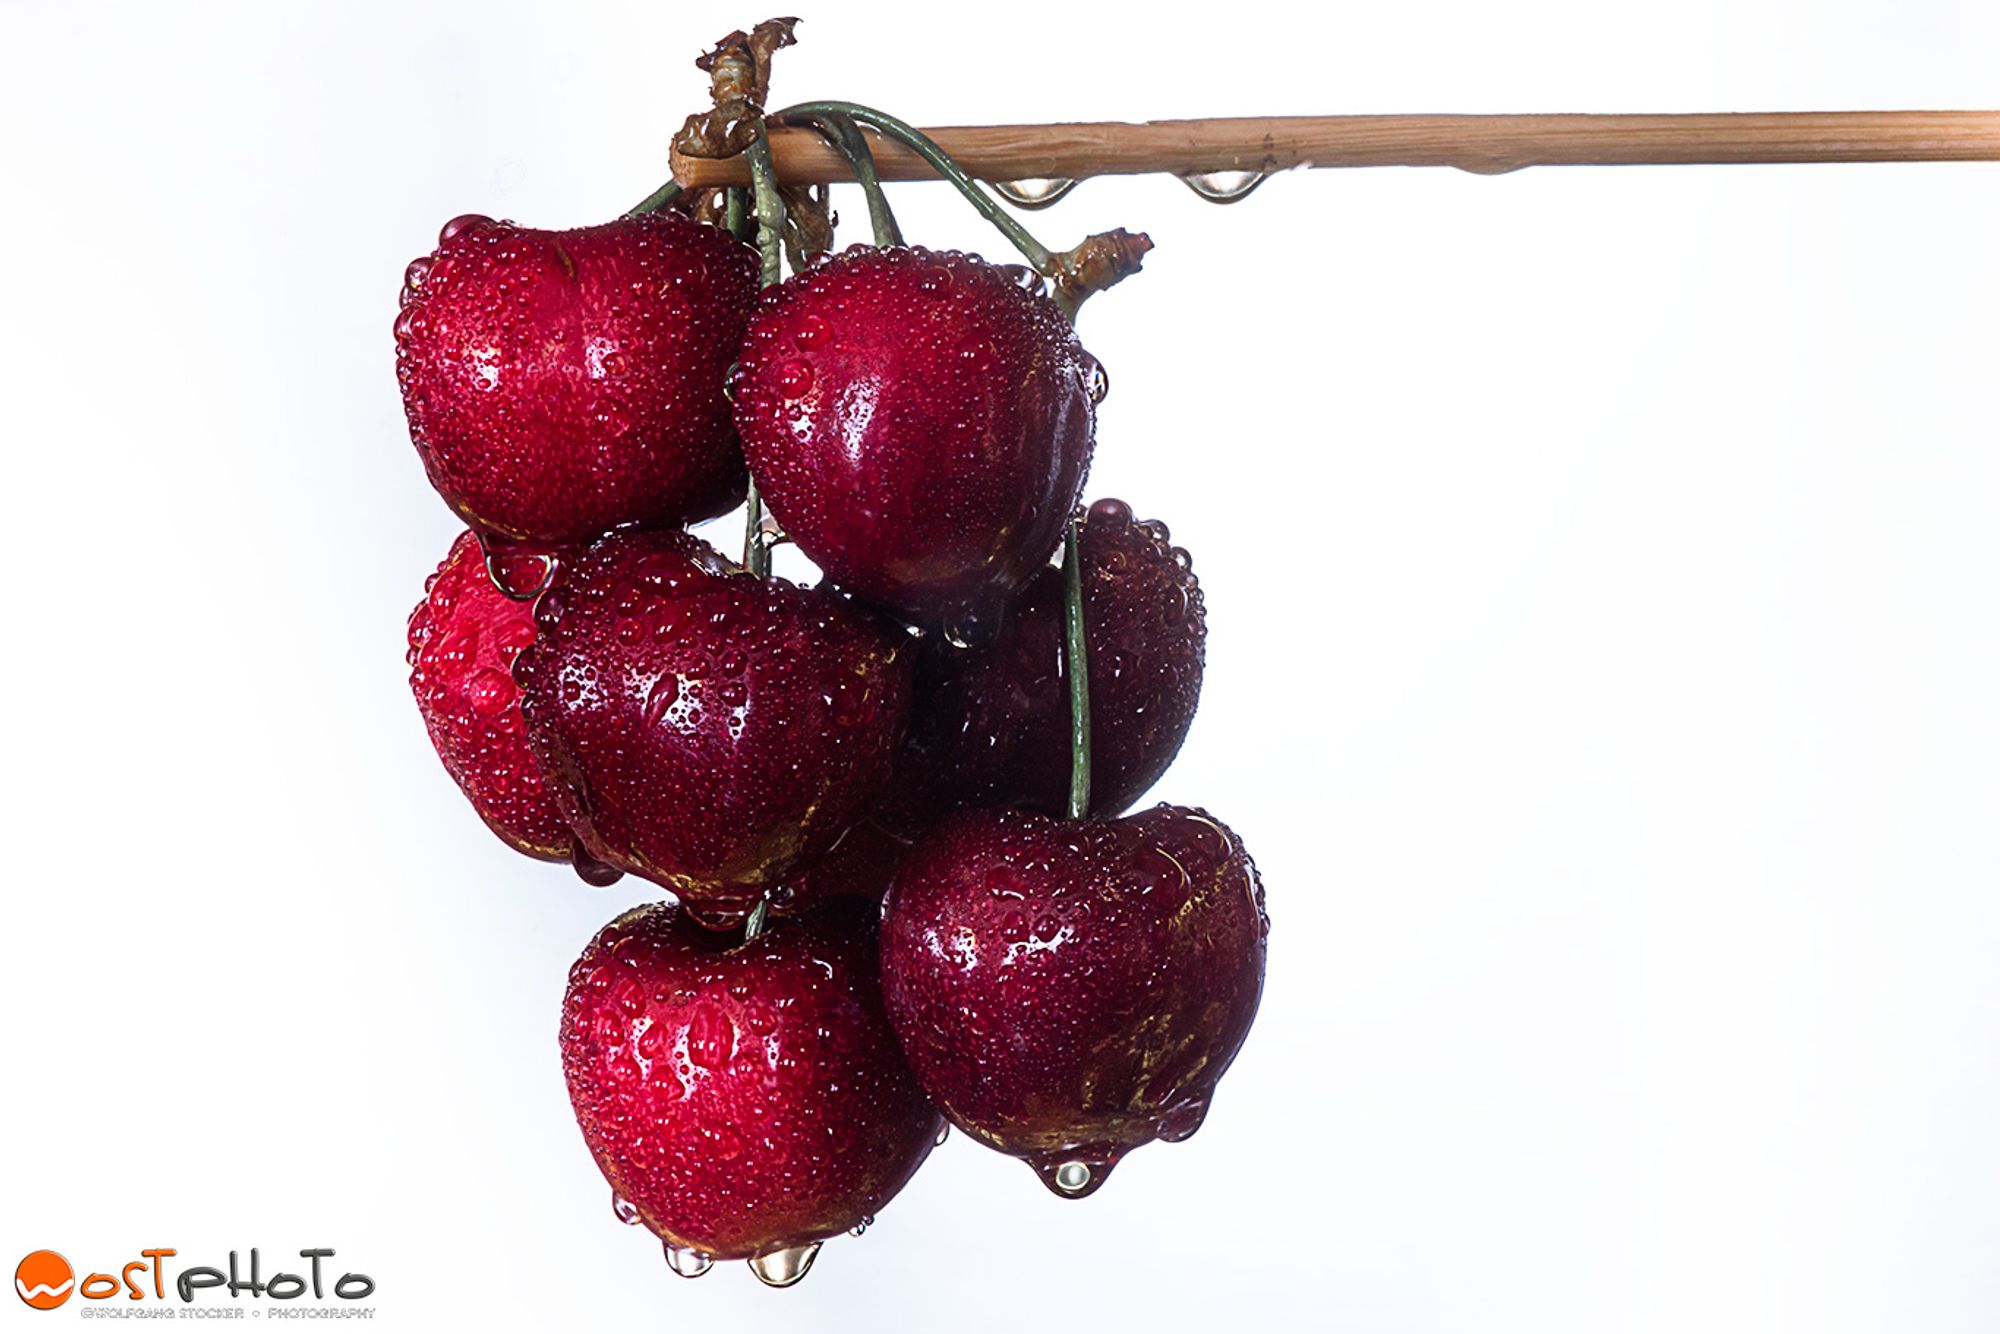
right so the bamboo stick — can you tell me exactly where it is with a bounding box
[671,111,2000,188]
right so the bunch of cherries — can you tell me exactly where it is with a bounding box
[399,18,1268,1288]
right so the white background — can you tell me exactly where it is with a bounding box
[3,2,1997,1330]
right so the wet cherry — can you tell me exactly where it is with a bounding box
[879,804,1268,1197]
[407,529,604,876]
[784,820,911,909]
[882,498,1205,833]
[515,528,914,926]
[562,898,942,1274]
[731,245,1098,632]
[397,212,757,543]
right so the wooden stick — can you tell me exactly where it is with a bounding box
[672,111,2000,188]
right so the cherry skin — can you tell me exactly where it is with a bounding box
[515,528,914,926]
[562,898,942,1274]
[396,212,756,544]
[407,529,613,878]
[783,820,911,910]
[880,804,1268,1197]
[882,498,1205,834]
[731,245,1099,634]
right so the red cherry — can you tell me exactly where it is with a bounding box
[880,804,1267,1197]
[397,213,756,544]
[516,528,914,925]
[732,246,1098,632]
[883,498,1205,832]
[562,899,942,1278]
[407,530,602,873]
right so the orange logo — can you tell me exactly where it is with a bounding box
[15,1252,73,1310]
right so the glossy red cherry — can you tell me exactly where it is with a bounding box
[407,529,611,877]
[880,804,1267,1197]
[396,212,756,544]
[562,898,942,1281]
[731,245,1099,634]
[516,528,914,925]
[882,498,1205,833]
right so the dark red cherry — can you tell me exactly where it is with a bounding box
[731,245,1098,631]
[880,804,1267,1197]
[407,529,604,873]
[562,898,942,1280]
[882,498,1205,833]
[397,212,756,543]
[783,820,911,910]
[515,528,914,926]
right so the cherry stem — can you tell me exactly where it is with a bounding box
[741,123,786,579]
[746,127,786,288]
[629,178,683,215]
[725,186,750,243]
[1062,516,1092,820]
[776,109,903,247]
[771,100,1053,272]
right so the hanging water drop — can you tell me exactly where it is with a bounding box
[663,1242,713,1279]
[476,531,556,602]
[848,1214,874,1237]
[571,843,624,887]
[746,1241,822,1288]
[1084,357,1109,404]
[611,1192,641,1225]
[1031,1154,1113,1198]
[1178,169,1269,204]
[1156,1097,1210,1143]
[992,177,1080,210]
[934,1122,950,1146]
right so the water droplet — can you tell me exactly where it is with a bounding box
[794,314,833,350]
[392,306,416,343]
[940,603,1002,649]
[1031,1155,1114,1198]
[571,843,624,887]
[992,177,1079,210]
[1157,1098,1210,1143]
[1178,169,1268,204]
[663,1243,713,1279]
[479,541,556,601]
[1084,357,1109,404]
[404,256,432,291]
[594,398,633,438]
[746,1242,821,1288]
[777,361,815,399]
[612,1192,641,1225]
[438,213,495,245]
[996,264,1048,295]
[722,360,740,402]
[1087,497,1132,529]
[934,1122,951,1146]
[848,1215,874,1237]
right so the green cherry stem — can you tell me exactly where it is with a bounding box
[725,186,750,243]
[740,123,787,581]
[628,178,684,215]
[746,127,787,288]
[771,100,1054,273]
[1061,515,1093,820]
[775,109,903,247]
